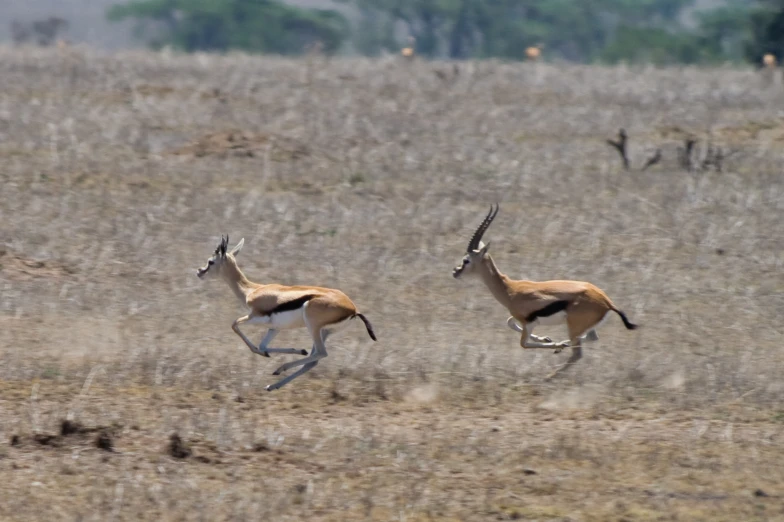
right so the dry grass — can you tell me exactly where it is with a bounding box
[1,46,784,521]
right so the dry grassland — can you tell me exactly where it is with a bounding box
[1,46,784,521]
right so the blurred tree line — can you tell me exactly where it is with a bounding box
[107,0,784,65]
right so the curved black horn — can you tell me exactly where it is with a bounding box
[467,203,499,252]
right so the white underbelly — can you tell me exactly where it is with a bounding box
[248,308,306,329]
[531,310,568,326]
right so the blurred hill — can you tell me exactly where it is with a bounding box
[0,0,349,50]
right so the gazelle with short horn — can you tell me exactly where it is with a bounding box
[452,205,638,380]
[196,235,377,391]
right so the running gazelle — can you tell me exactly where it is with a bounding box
[196,236,377,391]
[452,204,638,380]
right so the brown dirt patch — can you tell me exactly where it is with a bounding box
[168,130,310,160]
[0,249,75,281]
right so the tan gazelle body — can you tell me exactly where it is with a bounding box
[196,236,376,391]
[452,205,638,380]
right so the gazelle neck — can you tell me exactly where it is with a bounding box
[478,254,512,308]
[220,256,254,303]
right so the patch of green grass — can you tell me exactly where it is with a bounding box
[349,172,366,185]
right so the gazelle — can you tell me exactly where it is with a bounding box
[452,204,638,380]
[196,236,377,391]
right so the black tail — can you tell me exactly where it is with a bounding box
[355,313,377,341]
[614,309,638,330]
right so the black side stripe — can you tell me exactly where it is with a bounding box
[267,295,316,315]
[525,300,569,323]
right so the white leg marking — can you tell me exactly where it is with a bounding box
[521,322,569,350]
[258,329,308,356]
[506,316,523,333]
[507,316,551,342]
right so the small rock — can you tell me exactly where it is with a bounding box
[754,488,769,497]
[523,468,537,476]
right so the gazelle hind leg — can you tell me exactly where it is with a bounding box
[582,329,599,342]
[265,361,319,392]
[508,317,552,342]
[544,343,582,381]
[270,303,328,377]
[544,312,599,380]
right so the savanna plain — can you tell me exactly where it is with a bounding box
[1,46,783,521]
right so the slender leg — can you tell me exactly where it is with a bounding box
[265,361,318,392]
[270,309,327,379]
[581,329,599,342]
[258,329,308,356]
[521,324,569,350]
[507,317,552,342]
[272,335,326,375]
[232,315,269,357]
[544,343,583,381]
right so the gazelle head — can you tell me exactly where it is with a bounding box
[196,235,244,280]
[453,203,499,278]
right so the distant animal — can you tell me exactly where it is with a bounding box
[196,235,377,391]
[452,204,638,380]
[759,53,779,86]
[525,44,544,61]
[401,36,416,60]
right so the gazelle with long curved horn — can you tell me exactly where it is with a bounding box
[196,235,377,391]
[452,205,638,380]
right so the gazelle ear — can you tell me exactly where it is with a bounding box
[230,237,245,256]
[479,241,491,256]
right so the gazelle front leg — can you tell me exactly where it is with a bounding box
[507,317,551,343]
[258,329,308,356]
[232,315,270,357]
[520,323,569,351]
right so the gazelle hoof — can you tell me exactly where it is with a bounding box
[272,370,281,376]
[300,349,308,356]
[260,351,270,358]
[265,385,274,392]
